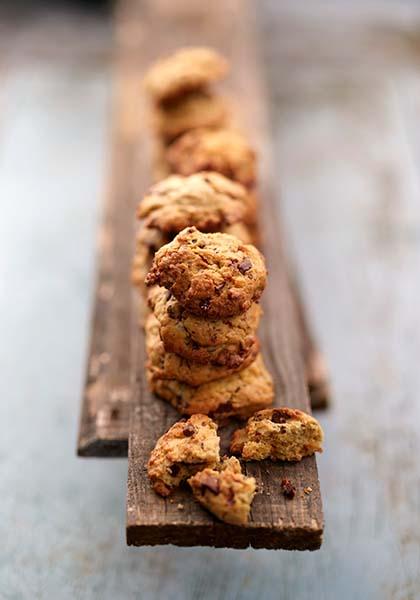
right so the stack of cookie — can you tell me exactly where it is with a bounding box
[132,171,256,293]
[143,47,230,178]
[144,226,274,420]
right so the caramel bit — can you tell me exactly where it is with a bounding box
[200,474,220,494]
[303,486,313,495]
[182,424,196,437]
[281,478,296,499]
[238,258,252,274]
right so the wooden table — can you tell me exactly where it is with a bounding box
[2,0,420,597]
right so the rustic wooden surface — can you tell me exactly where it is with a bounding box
[77,0,329,458]
[3,0,420,596]
[124,0,323,550]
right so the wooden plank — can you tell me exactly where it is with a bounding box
[77,36,147,457]
[125,0,323,550]
[76,0,329,458]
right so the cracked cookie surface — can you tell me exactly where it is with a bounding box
[144,47,228,103]
[148,286,261,367]
[147,414,220,497]
[148,353,274,419]
[188,457,256,525]
[145,227,267,318]
[230,408,324,461]
[167,128,257,189]
[146,313,258,385]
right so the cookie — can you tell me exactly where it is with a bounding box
[230,408,324,461]
[148,354,274,419]
[138,172,252,234]
[133,222,253,293]
[146,313,258,386]
[148,286,261,367]
[152,91,228,142]
[167,128,257,189]
[145,227,267,318]
[188,457,256,525]
[144,47,228,103]
[147,414,220,497]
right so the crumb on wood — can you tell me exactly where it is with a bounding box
[177,503,184,510]
[303,486,313,495]
[281,478,296,499]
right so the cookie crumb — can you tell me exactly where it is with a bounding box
[281,478,296,499]
[177,503,184,510]
[303,486,313,495]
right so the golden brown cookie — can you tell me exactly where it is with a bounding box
[146,313,258,385]
[166,128,257,189]
[147,414,220,497]
[132,222,253,293]
[230,408,324,461]
[188,457,256,525]
[145,227,267,318]
[148,286,261,367]
[137,172,252,234]
[148,354,274,419]
[144,47,228,103]
[152,91,228,143]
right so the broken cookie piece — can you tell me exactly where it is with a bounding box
[188,457,256,525]
[147,414,220,497]
[230,408,323,461]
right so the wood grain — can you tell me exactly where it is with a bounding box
[77,38,146,456]
[125,0,323,550]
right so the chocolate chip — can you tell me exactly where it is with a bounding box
[238,258,252,274]
[199,299,211,312]
[213,401,233,414]
[168,464,180,476]
[271,409,291,424]
[201,475,220,494]
[281,478,296,499]
[182,424,195,437]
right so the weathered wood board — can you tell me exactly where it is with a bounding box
[124,0,323,550]
[76,0,329,460]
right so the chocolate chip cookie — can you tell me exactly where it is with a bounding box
[188,457,256,525]
[146,313,259,385]
[137,172,252,234]
[167,128,257,189]
[147,414,220,497]
[148,286,261,367]
[152,91,228,142]
[145,227,267,318]
[148,354,274,419]
[144,47,228,103]
[230,408,324,461]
